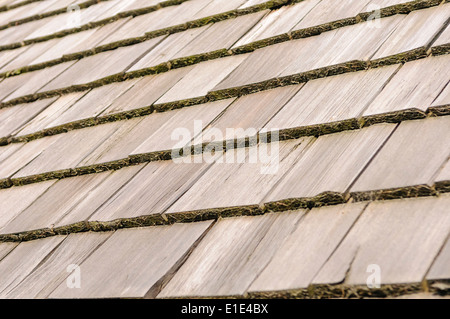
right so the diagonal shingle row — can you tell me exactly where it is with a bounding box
[0,0,445,82]
[0,0,448,300]
[0,195,448,298]
[0,54,448,186]
[0,116,448,241]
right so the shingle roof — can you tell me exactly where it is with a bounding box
[0,0,449,299]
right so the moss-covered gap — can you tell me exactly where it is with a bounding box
[0,0,444,80]
[0,182,447,243]
[0,110,448,192]
[0,54,447,150]
[0,0,110,31]
[0,0,42,13]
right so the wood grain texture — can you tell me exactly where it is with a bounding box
[233,0,320,47]
[267,124,395,201]
[250,202,366,292]
[0,40,55,72]
[0,142,22,164]
[0,235,65,297]
[433,22,450,47]
[313,196,450,285]
[157,55,248,104]
[192,0,246,19]
[0,172,110,235]
[427,231,450,280]
[29,29,98,66]
[0,180,56,231]
[104,66,193,115]
[49,221,213,298]
[73,18,132,52]
[266,65,399,130]
[0,46,28,73]
[0,134,61,179]
[364,55,450,115]
[281,15,405,76]
[435,159,450,182]
[293,0,370,30]
[172,11,267,58]
[0,242,18,263]
[91,156,212,221]
[351,117,450,192]
[201,85,301,143]
[0,97,57,138]
[166,137,314,214]
[131,98,235,155]
[16,93,86,136]
[159,212,305,297]
[14,121,120,178]
[215,37,312,90]
[431,80,450,107]
[40,38,164,92]
[78,113,182,166]
[373,4,450,60]
[217,15,403,90]
[129,26,209,72]
[2,61,76,102]
[47,79,139,127]
[5,232,112,299]
[0,18,46,47]
[56,164,145,227]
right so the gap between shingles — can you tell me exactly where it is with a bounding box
[0,183,447,244]
[0,0,288,57]
[0,0,111,32]
[0,0,192,53]
[0,0,442,81]
[144,219,217,299]
[0,0,445,121]
[0,0,41,13]
[1,110,448,191]
[1,51,441,148]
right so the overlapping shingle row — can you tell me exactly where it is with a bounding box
[0,0,448,299]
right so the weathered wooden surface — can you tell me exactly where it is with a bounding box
[427,233,450,281]
[131,99,234,155]
[157,55,248,104]
[49,221,213,298]
[364,55,450,115]
[0,172,110,235]
[0,236,66,297]
[91,156,212,221]
[202,85,301,143]
[14,122,120,178]
[293,0,369,30]
[267,124,395,201]
[266,65,398,129]
[0,180,56,231]
[159,212,304,297]
[313,196,450,285]
[373,4,450,59]
[166,137,314,213]
[17,93,86,136]
[56,164,145,227]
[234,1,320,47]
[351,117,450,192]
[250,202,366,292]
[129,27,208,71]
[5,232,111,299]
[0,98,57,137]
